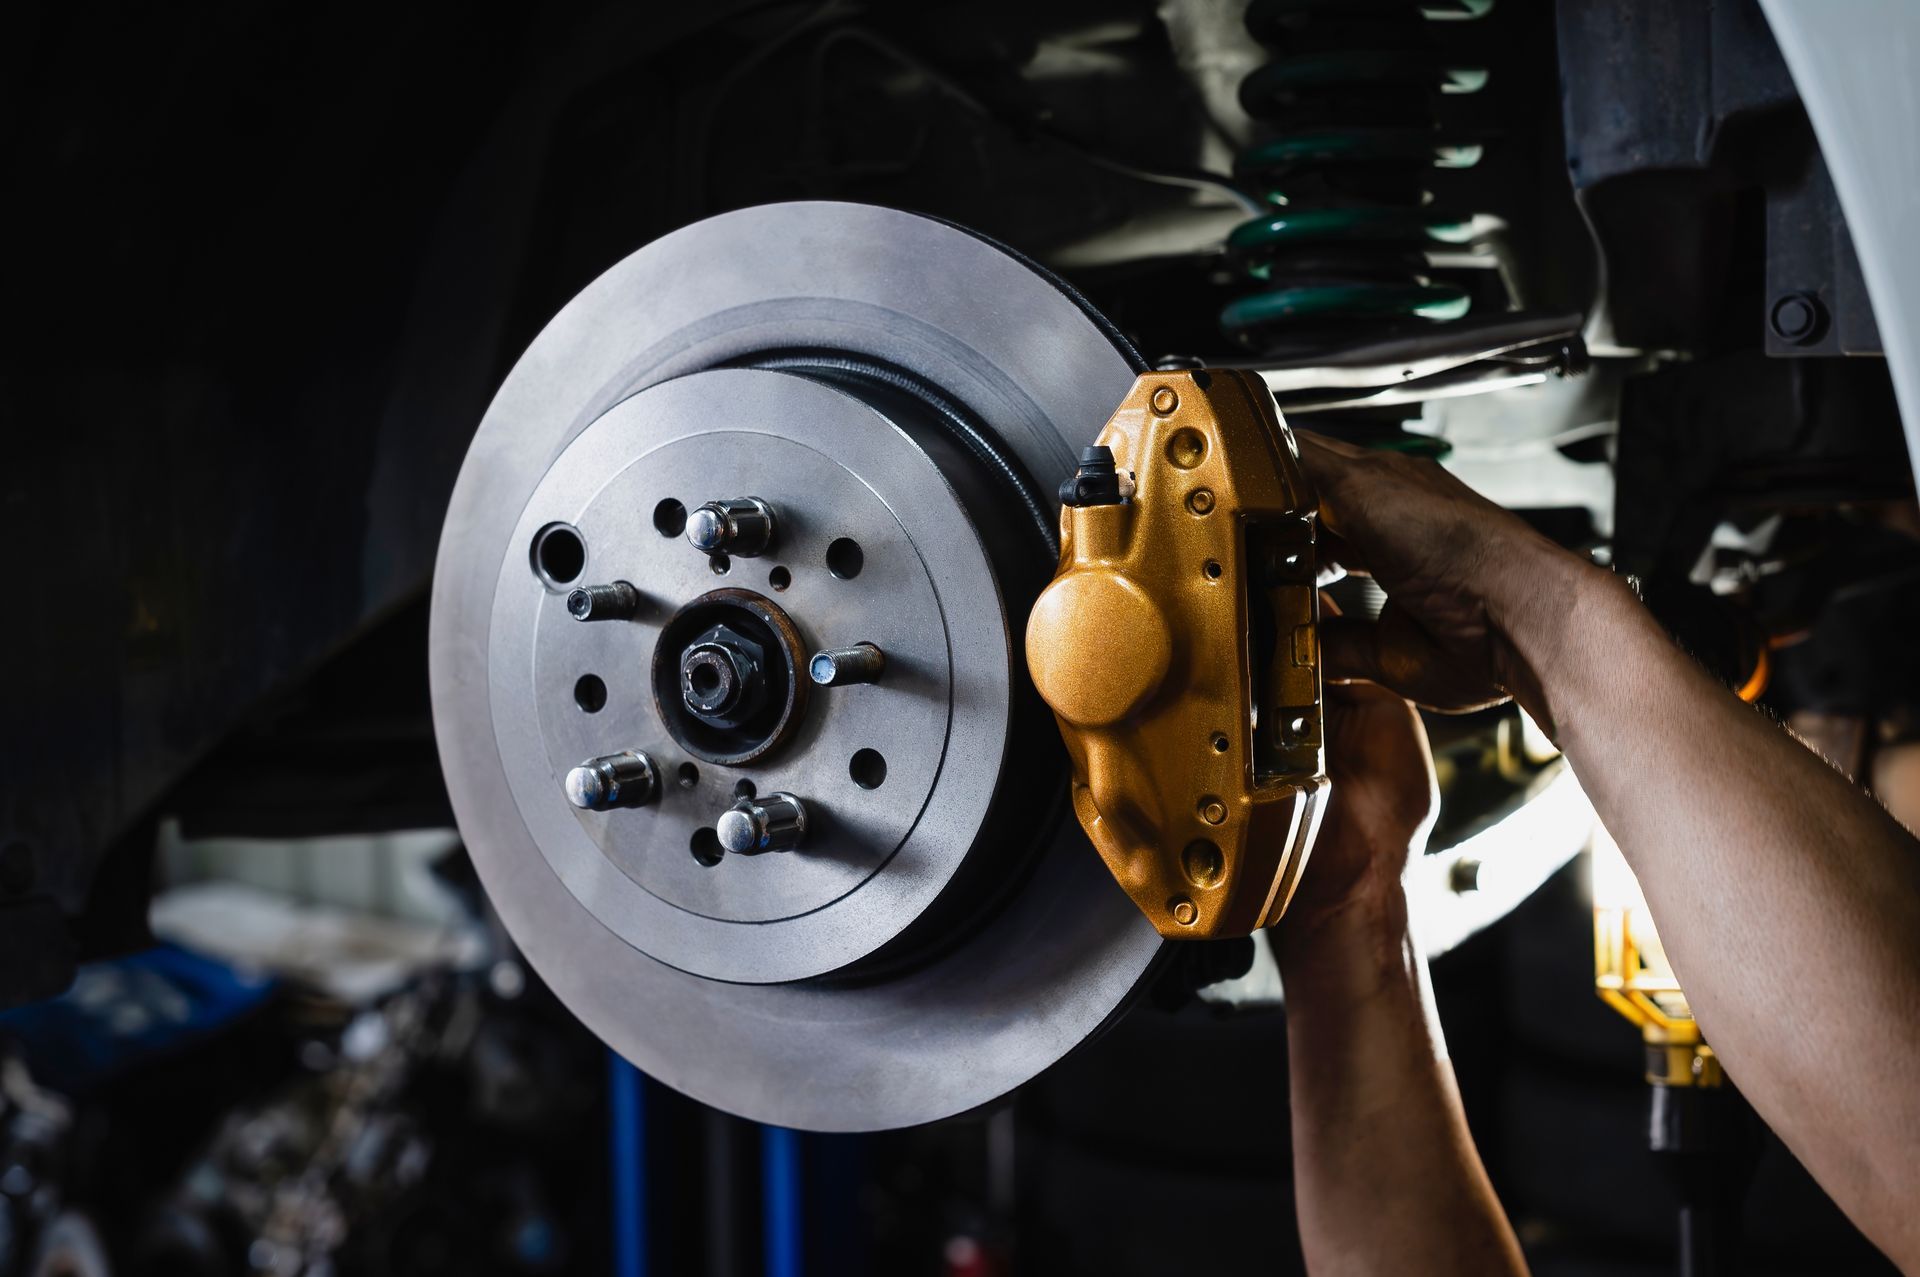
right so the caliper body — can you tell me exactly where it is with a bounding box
[1027,369,1329,939]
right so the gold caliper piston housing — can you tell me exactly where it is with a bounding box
[1026,370,1329,939]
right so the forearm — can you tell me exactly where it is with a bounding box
[1279,889,1527,1277]
[1494,548,1920,1265]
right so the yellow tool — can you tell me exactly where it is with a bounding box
[1592,648,1767,1085]
[1026,369,1329,939]
[1592,824,1723,1088]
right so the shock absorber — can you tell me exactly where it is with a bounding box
[1223,0,1497,359]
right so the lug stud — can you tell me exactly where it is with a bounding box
[808,642,886,687]
[686,497,776,557]
[567,581,642,621]
[715,791,808,855]
[565,751,660,811]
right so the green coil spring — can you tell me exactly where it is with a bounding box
[1223,0,1495,356]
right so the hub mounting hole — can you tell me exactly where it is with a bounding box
[768,565,791,591]
[850,748,887,790]
[653,499,687,538]
[827,537,864,580]
[530,523,586,589]
[573,674,607,713]
[677,762,700,790]
[690,827,722,867]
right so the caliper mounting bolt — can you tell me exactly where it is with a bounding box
[808,642,886,687]
[567,581,642,621]
[715,791,808,855]
[565,751,660,811]
[686,497,776,557]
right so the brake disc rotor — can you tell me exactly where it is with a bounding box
[430,202,1164,1131]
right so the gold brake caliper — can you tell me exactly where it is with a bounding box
[1027,370,1329,939]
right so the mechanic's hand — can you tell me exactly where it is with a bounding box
[1298,431,1569,716]
[1277,681,1437,958]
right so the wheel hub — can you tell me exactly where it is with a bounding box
[501,368,1017,980]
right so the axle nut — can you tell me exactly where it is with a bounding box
[679,623,768,727]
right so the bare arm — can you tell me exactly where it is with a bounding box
[1299,433,1920,1269]
[1279,684,1528,1277]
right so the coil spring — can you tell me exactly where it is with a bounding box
[1223,0,1496,357]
